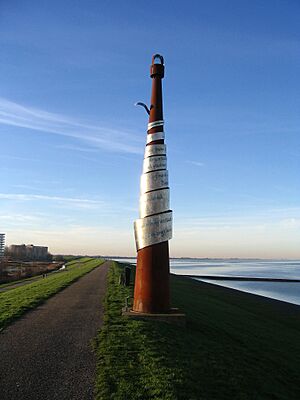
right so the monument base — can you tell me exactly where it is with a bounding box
[122,308,186,326]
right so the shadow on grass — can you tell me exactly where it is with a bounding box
[95,262,300,400]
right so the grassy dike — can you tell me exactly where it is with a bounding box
[95,261,300,400]
[0,256,94,290]
[0,257,104,330]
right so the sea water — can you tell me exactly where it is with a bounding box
[112,258,300,306]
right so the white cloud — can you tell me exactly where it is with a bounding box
[55,144,99,153]
[186,160,205,167]
[170,207,300,258]
[0,192,106,209]
[0,214,43,223]
[0,97,143,154]
[4,225,135,256]
[280,218,300,229]
[171,222,300,259]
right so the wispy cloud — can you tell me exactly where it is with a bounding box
[4,225,135,255]
[11,184,40,190]
[0,97,143,154]
[175,206,300,232]
[0,192,105,209]
[280,218,300,228]
[0,154,41,162]
[0,214,43,223]
[186,160,205,167]
[55,144,99,153]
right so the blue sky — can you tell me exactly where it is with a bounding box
[1,0,300,257]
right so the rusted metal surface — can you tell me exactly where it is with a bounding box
[133,54,172,314]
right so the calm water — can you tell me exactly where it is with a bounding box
[112,258,300,306]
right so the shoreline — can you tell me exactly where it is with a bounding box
[182,274,300,282]
[176,274,300,312]
[94,262,300,399]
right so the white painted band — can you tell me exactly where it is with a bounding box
[146,131,165,144]
[143,155,167,173]
[147,120,164,131]
[140,170,169,194]
[139,188,170,218]
[144,144,166,158]
[134,211,173,250]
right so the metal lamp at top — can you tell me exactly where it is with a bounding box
[133,54,172,314]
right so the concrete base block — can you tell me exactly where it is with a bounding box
[122,307,186,326]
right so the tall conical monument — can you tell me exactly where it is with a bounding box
[133,54,172,314]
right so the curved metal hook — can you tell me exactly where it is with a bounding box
[152,54,164,65]
[135,102,150,115]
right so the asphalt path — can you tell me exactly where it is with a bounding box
[0,260,111,400]
[0,272,56,293]
[0,262,83,293]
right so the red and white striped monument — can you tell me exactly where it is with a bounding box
[133,54,172,314]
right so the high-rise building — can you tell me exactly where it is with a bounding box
[8,243,49,261]
[25,244,48,260]
[0,233,5,258]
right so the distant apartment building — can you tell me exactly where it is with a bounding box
[26,244,49,260]
[0,233,5,258]
[8,244,49,261]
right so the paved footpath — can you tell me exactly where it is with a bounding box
[0,272,57,293]
[0,262,83,293]
[0,260,111,400]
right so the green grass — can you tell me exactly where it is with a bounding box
[0,257,93,289]
[95,261,300,400]
[62,255,80,262]
[0,258,104,330]
[95,261,183,400]
[0,275,41,289]
[65,257,93,266]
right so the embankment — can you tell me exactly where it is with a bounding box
[0,258,104,330]
[95,262,300,400]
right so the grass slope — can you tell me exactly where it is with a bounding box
[65,257,93,266]
[0,257,93,289]
[95,262,300,400]
[0,258,104,330]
